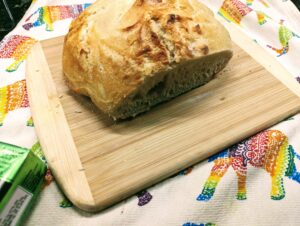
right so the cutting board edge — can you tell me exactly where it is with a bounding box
[219,19,300,100]
[91,104,300,209]
[26,33,300,212]
[26,42,99,212]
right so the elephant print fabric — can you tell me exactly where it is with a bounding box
[0,80,29,126]
[246,0,269,7]
[218,0,252,25]
[198,130,300,201]
[267,20,300,57]
[218,0,271,26]
[27,116,34,127]
[136,190,153,206]
[22,4,91,31]
[183,223,215,226]
[0,35,37,72]
[255,11,270,25]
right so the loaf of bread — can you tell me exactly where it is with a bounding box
[63,0,233,120]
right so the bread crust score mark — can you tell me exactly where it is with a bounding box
[63,0,233,119]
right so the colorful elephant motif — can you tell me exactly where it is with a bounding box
[0,80,31,126]
[267,20,300,57]
[218,0,268,25]
[246,0,269,7]
[183,223,215,226]
[218,0,253,25]
[22,4,91,31]
[136,190,153,206]
[198,130,300,201]
[255,10,270,25]
[136,166,193,206]
[59,197,73,208]
[0,35,37,72]
[27,116,34,127]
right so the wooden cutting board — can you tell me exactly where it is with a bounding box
[26,32,300,212]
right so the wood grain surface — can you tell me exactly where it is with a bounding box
[26,35,300,212]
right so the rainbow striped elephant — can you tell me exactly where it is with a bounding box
[246,0,269,7]
[198,130,300,201]
[22,4,91,31]
[0,35,36,72]
[267,20,300,57]
[219,0,270,26]
[218,0,253,25]
[0,80,31,126]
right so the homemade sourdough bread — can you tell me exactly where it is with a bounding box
[63,0,233,119]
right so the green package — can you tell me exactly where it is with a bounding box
[0,142,47,226]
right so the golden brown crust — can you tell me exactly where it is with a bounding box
[63,0,232,116]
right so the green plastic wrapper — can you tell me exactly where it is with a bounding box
[0,142,47,226]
